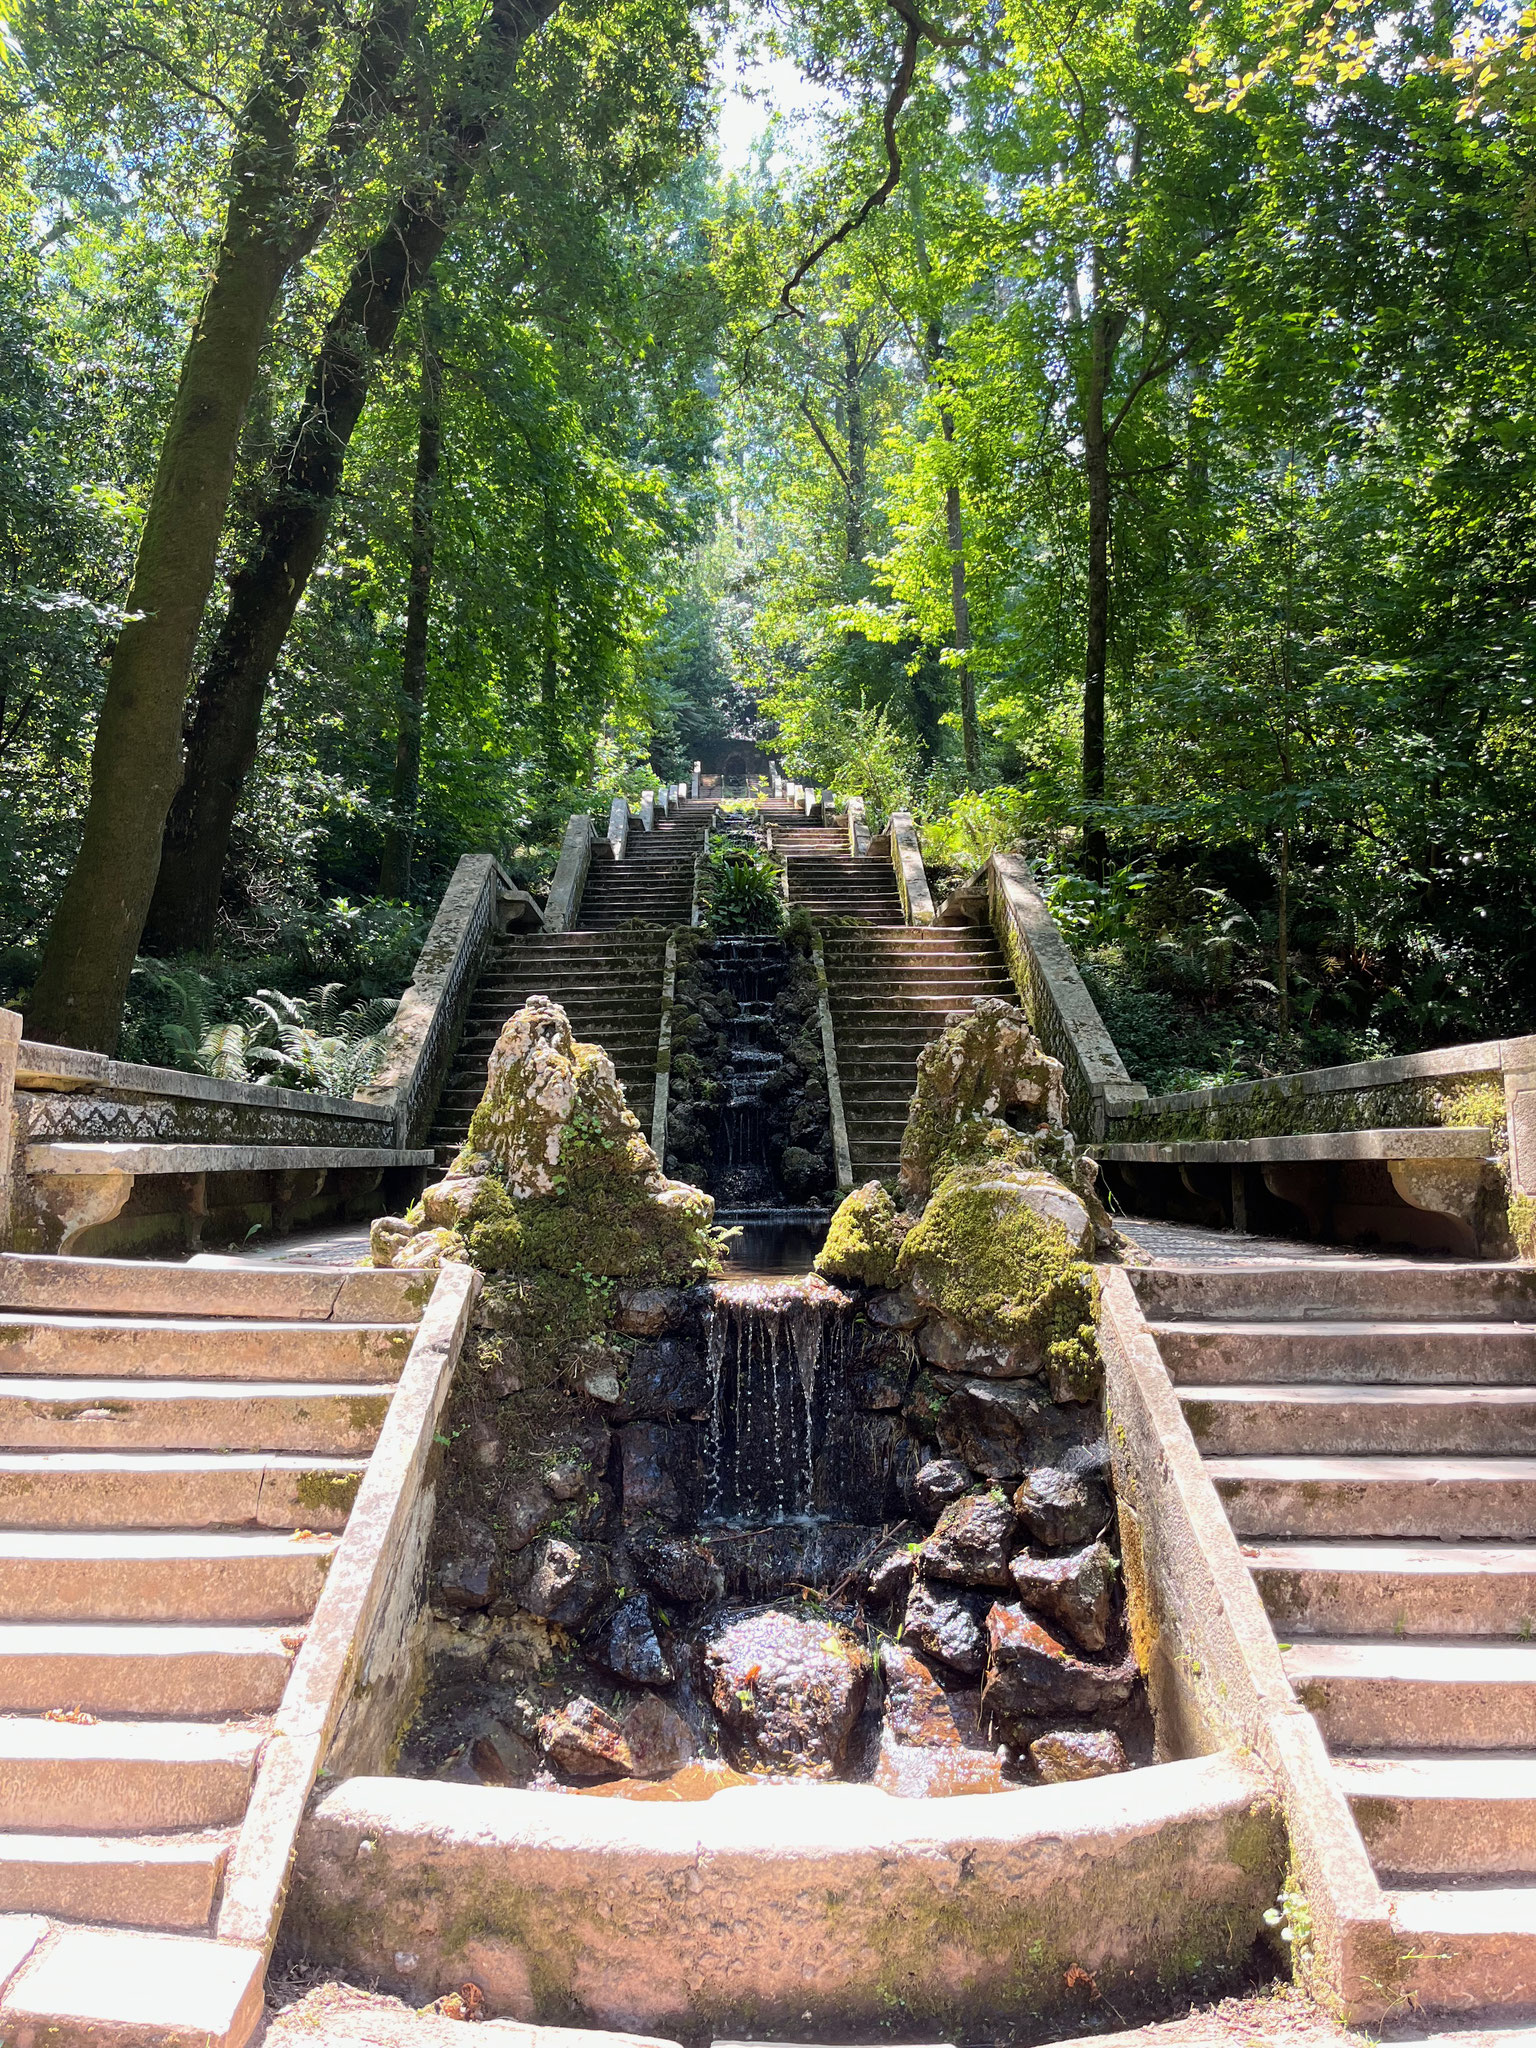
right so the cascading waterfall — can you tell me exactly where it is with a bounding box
[711,937,785,1206]
[701,1277,854,1523]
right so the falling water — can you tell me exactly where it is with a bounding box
[701,1276,854,1523]
[712,937,785,1207]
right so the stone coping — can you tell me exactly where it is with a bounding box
[27,1141,435,1176]
[1098,1126,1493,1166]
[16,1039,390,1123]
[1112,1033,1536,1125]
[888,811,935,925]
[290,1752,1281,2032]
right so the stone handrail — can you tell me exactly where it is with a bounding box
[889,812,935,926]
[358,851,531,1149]
[545,814,596,933]
[845,796,870,856]
[607,795,630,860]
[986,853,1146,1141]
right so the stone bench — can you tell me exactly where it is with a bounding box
[25,1142,435,1254]
[1095,1126,1501,1257]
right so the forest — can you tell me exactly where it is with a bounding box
[0,0,1531,1095]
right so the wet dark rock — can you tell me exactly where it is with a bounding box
[930,1376,1049,1480]
[917,1318,1037,1380]
[1014,1466,1111,1549]
[912,1457,973,1517]
[867,1287,924,1331]
[810,1413,917,1522]
[902,1579,988,1676]
[1010,1541,1116,1653]
[622,1695,697,1778]
[865,1544,915,1606]
[614,1287,687,1337]
[589,1594,675,1686]
[435,1533,499,1611]
[539,1696,634,1780]
[712,1522,883,1603]
[1030,1728,1130,1782]
[627,1524,724,1606]
[706,1608,871,1773]
[619,1421,699,1527]
[512,1537,611,1629]
[982,1604,1138,1723]
[446,1721,538,1786]
[879,1641,981,1749]
[852,1366,907,1411]
[543,1427,610,1502]
[625,1339,710,1421]
[780,1145,822,1198]
[919,1491,1017,1588]
[873,1744,1014,1798]
[566,1479,619,1544]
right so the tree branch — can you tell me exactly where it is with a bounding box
[797,388,851,488]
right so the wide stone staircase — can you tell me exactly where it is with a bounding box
[772,811,904,923]
[430,932,668,1166]
[0,1247,452,2043]
[1134,1255,1536,2006]
[575,805,709,929]
[822,927,1015,1181]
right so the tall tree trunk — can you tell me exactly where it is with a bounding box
[27,0,418,1048]
[1276,820,1291,1039]
[144,0,561,954]
[1081,267,1114,884]
[911,171,980,784]
[842,323,866,564]
[379,319,444,899]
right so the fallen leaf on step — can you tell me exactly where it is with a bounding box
[280,1631,306,1652]
[289,1529,319,1542]
[422,1982,485,2023]
[44,1706,98,1724]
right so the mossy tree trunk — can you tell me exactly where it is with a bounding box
[143,0,562,955]
[27,0,418,1049]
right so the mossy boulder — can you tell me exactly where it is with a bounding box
[815,1180,915,1287]
[900,998,1068,1207]
[895,1164,1101,1402]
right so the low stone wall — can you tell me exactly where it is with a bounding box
[290,1753,1283,2035]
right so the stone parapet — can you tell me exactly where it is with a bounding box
[888,811,935,926]
[545,817,596,935]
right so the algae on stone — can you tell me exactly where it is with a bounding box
[815,1179,914,1287]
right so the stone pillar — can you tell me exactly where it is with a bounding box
[640,790,655,832]
[545,815,595,933]
[607,796,629,862]
[691,762,702,800]
[1502,1034,1536,1256]
[0,1007,19,1251]
[889,812,935,926]
[846,797,870,856]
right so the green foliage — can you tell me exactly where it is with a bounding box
[698,846,784,933]
[128,965,396,1092]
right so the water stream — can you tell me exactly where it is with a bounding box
[701,1275,854,1523]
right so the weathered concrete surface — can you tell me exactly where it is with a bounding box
[290,1755,1282,2036]
[257,1980,682,2048]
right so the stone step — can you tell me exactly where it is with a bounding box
[0,1314,414,1384]
[0,1452,366,1530]
[0,1529,337,1623]
[1248,1540,1536,1637]
[0,1621,296,1715]
[1132,1262,1536,1324]
[0,1256,422,1325]
[0,1829,232,1930]
[1181,1383,1536,1457]
[0,1378,393,1454]
[1385,1886,1536,2010]
[1337,1753,1536,1878]
[1282,1637,1536,1749]
[1208,1454,1536,1539]
[1151,1319,1536,1386]
[0,1717,261,1830]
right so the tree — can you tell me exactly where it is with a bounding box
[25,0,417,1048]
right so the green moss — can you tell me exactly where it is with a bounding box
[815,1182,913,1287]
[345,1394,390,1434]
[296,1469,362,1515]
[1511,1191,1536,1260]
[895,1164,1100,1394]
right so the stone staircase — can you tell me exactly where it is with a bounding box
[430,932,668,1166]
[822,927,1015,1181]
[576,807,709,929]
[782,838,903,923]
[1133,1255,1536,2008]
[0,1246,459,2045]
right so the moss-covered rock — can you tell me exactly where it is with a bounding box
[900,998,1068,1207]
[895,1163,1101,1401]
[815,1180,914,1287]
